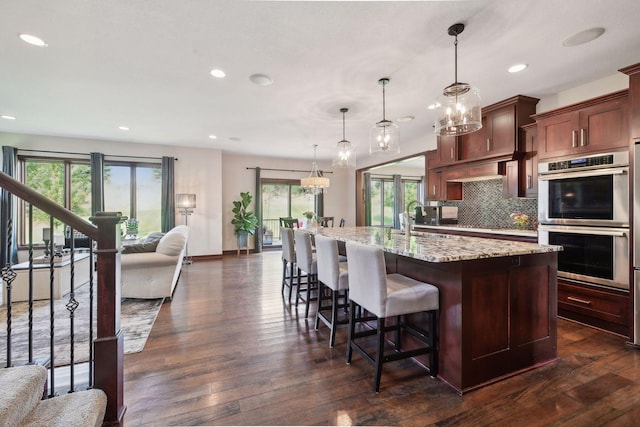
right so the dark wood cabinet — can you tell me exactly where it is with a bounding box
[558,280,630,337]
[437,135,460,165]
[426,151,442,201]
[501,160,519,198]
[522,123,538,197]
[535,90,629,160]
[460,96,538,162]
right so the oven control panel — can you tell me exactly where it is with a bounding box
[539,151,628,174]
[548,154,613,171]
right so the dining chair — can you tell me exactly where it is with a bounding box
[280,227,297,303]
[280,217,299,229]
[318,216,334,227]
[339,218,346,227]
[314,235,349,347]
[345,241,439,393]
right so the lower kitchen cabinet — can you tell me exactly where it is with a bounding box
[557,280,630,337]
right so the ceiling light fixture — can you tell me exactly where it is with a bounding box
[118,126,129,131]
[301,144,330,195]
[370,77,400,156]
[434,23,482,136]
[562,27,605,47]
[1,115,16,120]
[18,33,47,47]
[333,108,356,168]
[508,63,528,73]
[210,69,226,78]
[249,73,273,86]
[397,115,415,122]
[208,134,217,139]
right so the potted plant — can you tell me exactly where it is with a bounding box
[231,191,259,248]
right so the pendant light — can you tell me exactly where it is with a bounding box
[434,23,482,136]
[370,78,400,156]
[333,107,356,168]
[301,144,330,195]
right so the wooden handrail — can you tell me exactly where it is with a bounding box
[0,170,98,239]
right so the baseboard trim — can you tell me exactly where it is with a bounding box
[189,254,224,261]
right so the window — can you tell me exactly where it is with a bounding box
[261,180,315,243]
[370,178,395,227]
[20,158,92,245]
[104,163,161,237]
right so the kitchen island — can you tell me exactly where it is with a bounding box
[315,226,562,394]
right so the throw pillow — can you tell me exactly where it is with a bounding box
[121,240,159,254]
[143,232,165,244]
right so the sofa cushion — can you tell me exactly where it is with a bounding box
[143,232,165,243]
[121,252,179,268]
[156,225,189,256]
[121,240,159,254]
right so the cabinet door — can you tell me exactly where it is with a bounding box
[523,125,538,197]
[427,169,442,201]
[438,135,459,165]
[488,105,516,156]
[461,117,487,160]
[502,160,519,198]
[441,169,465,200]
[537,111,579,159]
[579,98,629,153]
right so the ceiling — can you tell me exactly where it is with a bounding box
[2,0,640,165]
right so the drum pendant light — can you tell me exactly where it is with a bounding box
[333,108,356,167]
[434,23,482,136]
[370,78,400,156]
[301,144,330,195]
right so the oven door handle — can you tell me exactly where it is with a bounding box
[538,167,627,180]
[538,225,628,237]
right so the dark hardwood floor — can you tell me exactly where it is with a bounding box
[123,251,640,426]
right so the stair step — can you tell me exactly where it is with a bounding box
[0,365,47,427]
[19,389,107,427]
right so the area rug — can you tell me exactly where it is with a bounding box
[0,283,162,367]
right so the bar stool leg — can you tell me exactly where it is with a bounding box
[373,317,386,393]
[346,301,356,364]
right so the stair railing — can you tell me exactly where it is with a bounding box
[0,170,124,426]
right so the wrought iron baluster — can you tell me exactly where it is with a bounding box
[48,215,56,397]
[27,204,34,364]
[66,227,78,392]
[1,217,17,368]
[88,240,94,389]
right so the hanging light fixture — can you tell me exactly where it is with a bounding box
[333,107,356,168]
[301,144,330,195]
[370,78,400,156]
[434,23,482,136]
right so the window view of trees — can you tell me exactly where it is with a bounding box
[370,178,395,226]
[261,181,315,239]
[20,157,161,245]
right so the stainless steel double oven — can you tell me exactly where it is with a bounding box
[538,151,630,290]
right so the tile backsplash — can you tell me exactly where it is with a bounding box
[442,178,538,229]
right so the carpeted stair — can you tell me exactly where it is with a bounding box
[0,365,106,427]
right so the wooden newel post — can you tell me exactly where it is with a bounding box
[90,212,126,426]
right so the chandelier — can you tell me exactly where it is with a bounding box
[370,78,400,155]
[333,107,356,168]
[434,23,482,136]
[301,144,330,195]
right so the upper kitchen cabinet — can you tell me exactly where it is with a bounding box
[460,95,539,162]
[522,123,538,197]
[437,134,461,166]
[535,90,629,160]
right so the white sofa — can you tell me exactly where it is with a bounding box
[120,225,190,300]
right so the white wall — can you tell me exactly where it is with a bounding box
[537,72,629,113]
[0,132,223,257]
[220,153,354,251]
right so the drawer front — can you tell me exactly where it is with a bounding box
[558,281,629,327]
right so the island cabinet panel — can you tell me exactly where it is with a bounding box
[388,251,558,394]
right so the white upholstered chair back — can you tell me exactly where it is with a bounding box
[315,235,343,291]
[281,227,295,263]
[345,241,387,318]
[293,230,316,274]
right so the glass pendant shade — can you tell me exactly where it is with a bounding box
[333,107,356,167]
[434,23,482,137]
[370,78,400,156]
[434,82,482,136]
[301,144,330,195]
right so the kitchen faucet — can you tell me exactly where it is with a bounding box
[404,200,424,237]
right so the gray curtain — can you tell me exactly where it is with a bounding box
[363,172,371,226]
[90,152,104,215]
[161,156,175,232]
[254,167,261,253]
[1,146,18,265]
[393,174,403,229]
[315,192,324,218]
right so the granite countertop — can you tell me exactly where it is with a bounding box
[314,226,561,263]
[413,224,538,238]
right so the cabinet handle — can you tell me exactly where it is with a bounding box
[571,130,577,148]
[567,296,591,305]
[487,138,491,151]
[527,174,532,189]
[450,147,454,160]
[580,128,587,146]
[433,184,436,197]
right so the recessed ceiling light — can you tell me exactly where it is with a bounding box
[1,115,16,120]
[208,134,217,140]
[249,73,273,86]
[397,115,415,122]
[562,27,605,47]
[18,33,48,47]
[229,137,241,142]
[508,63,528,73]
[210,69,226,78]
[427,103,439,110]
[118,126,129,131]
